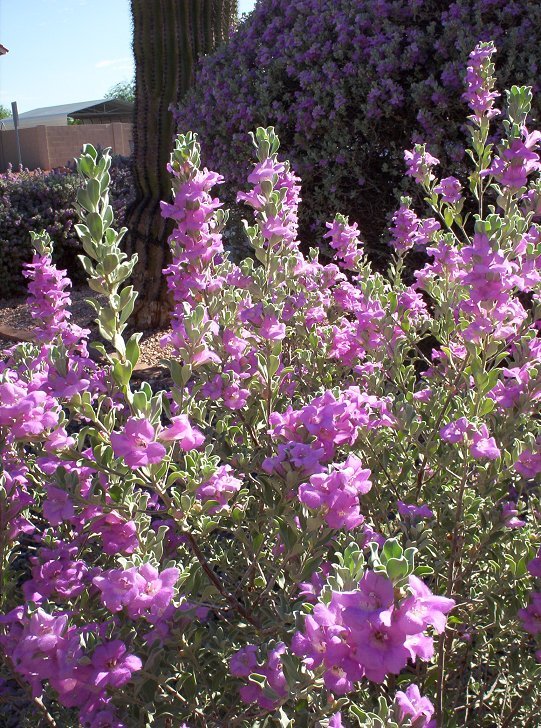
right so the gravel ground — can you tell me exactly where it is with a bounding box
[0,287,174,369]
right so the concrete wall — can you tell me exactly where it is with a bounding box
[0,122,133,171]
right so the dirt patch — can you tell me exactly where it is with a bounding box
[0,287,174,370]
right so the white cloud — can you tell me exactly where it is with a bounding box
[95,58,133,70]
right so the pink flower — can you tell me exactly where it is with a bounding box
[470,425,500,460]
[434,175,462,203]
[196,465,243,512]
[404,146,439,185]
[93,512,139,555]
[519,593,541,635]
[159,415,205,450]
[439,417,471,443]
[110,418,166,468]
[126,563,179,620]
[500,501,525,529]
[91,640,142,689]
[394,575,455,635]
[394,684,436,727]
[93,567,143,613]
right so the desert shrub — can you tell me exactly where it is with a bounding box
[176,0,541,263]
[0,156,134,298]
[0,44,541,727]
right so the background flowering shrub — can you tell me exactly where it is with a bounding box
[0,44,541,726]
[0,157,134,298]
[176,0,541,261]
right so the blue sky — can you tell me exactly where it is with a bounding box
[0,0,256,113]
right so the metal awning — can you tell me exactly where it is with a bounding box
[0,98,133,129]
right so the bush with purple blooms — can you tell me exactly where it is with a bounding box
[176,0,541,261]
[1,44,541,726]
[0,156,134,298]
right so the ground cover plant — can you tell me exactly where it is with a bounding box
[176,0,541,258]
[0,44,540,726]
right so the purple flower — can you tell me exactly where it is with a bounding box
[93,567,143,613]
[196,465,243,512]
[470,425,500,460]
[404,145,439,185]
[394,575,455,635]
[394,684,436,727]
[334,572,394,627]
[323,658,363,695]
[324,215,363,269]
[500,502,525,529]
[110,418,166,468]
[126,563,179,620]
[434,175,462,204]
[528,548,541,578]
[329,713,344,728]
[390,201,440,252]
[462,41,500,121]
[93,512,139,555]
[514,447,541,479]
[230,645,259,677]
[351,617,410,683]
[397,501,434,521]
[233,642,288,710]
[482,129,541,191]
[439,417,471,443]
[519,593,541,635]
[23,609,68,653]
[91,640,142,689]
[42,485,75,526]
[159,415,205,449]
[298,455,371,530]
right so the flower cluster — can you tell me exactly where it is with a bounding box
[0,43,540,727]
[298,454,372,530]
[93,564,179,620]
[175,0,541,252]
[230,643,288,711]
[291,572,454,692]
[0,607,141,727]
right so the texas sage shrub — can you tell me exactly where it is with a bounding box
[0,157,134,298]
[0,43,540,727]
[176,0,541,259]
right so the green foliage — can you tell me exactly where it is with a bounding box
[104,80,135,103]
[0,158,134,299]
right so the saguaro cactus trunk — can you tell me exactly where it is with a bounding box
[125,0,237,329]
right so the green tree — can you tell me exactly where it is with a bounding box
[0,104,11,120]
[125,0,238,328]
[105,80,135,103]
